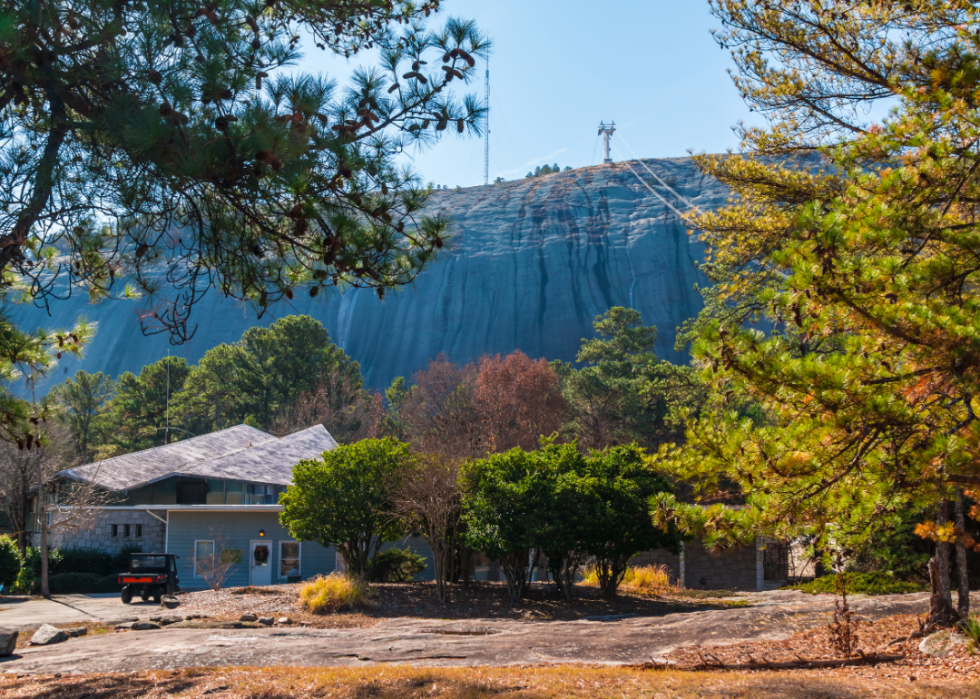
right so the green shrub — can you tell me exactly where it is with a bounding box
[56,548,113,576]
[787,572,925,596]
[960,616,980,646]
[366,548,427,583]
[24,547,64,576]
[13,568,35,594]
[0,535,22,588]
[29,572,123,595]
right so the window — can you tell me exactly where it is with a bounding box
[131,555,168,571]
[206,479,225,505]
[152,478,177,505]
[194,541,215,578]
[123,524,131,537]
[111,524,118,538]
[224,481,243,505]
[177,478,207,505]
[279,542,301,578]
[135,524,142,538]
[247,484,276,505]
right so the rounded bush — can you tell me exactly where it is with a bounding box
[366,548,426,583]
[788,572,925,596]
[0,535,23,588]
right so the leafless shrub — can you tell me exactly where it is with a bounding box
[827,554,859,657]
[194,529,238,591]
[391,452,463,603]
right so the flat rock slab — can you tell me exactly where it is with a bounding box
[0,592,949,674]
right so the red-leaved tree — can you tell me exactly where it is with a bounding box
[399,355,482,461]
[473,351,567,453]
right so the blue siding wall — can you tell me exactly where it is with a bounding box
[167,510,336,589]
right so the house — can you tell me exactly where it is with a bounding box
[47,423,789,592]
[49,424,346,588]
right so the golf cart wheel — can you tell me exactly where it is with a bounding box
[121,586,133,604]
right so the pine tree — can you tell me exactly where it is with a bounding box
[0,0,487,448]
[654,0,980,625]
[0,0,486,334]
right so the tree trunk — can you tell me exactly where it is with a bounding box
[928,499,957,626]
[460,546,472,589]
[955,489,970,618]
[40,511,50,599]
[432,541,449,604]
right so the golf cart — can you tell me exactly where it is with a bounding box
[118,553,180,604]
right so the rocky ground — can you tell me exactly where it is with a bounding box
[2,587,973,677]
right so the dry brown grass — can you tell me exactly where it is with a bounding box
[581,564,679,595]
[1,666,976,699]
[299,573,373,614]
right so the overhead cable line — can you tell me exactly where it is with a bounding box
[616,132,698,210]
[610,143,690,220]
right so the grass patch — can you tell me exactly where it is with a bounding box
[0,666,970,699]
[786,572,925,596]
[582,564,678,595]
[298,572,373,614]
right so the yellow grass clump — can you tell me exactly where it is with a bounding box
[298,572,372,614]
[581,564,676,594]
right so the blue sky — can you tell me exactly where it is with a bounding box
[295,1,759,188]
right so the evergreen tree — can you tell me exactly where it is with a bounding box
[0,0,488,345]
[556,308,702,449]
[50,370,114,463]
[102,357,191,453]
[178,315,361,430]
[654,0,980,624]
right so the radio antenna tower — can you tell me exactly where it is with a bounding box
[598,121,616,164]
[484,60,490,185]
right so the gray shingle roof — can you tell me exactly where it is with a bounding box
[60,424,337,491]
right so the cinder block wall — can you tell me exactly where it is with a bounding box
[630,548,682,585]
[42,510,166,554]
[683,539,757,590]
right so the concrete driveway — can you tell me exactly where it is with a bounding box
[0,594,157,629]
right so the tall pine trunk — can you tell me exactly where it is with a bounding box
[928,498,957,626]
[955,489,970,618]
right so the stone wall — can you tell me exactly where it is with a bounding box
[41,510,166,554]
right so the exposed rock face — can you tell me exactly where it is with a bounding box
[12,158,724,390]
